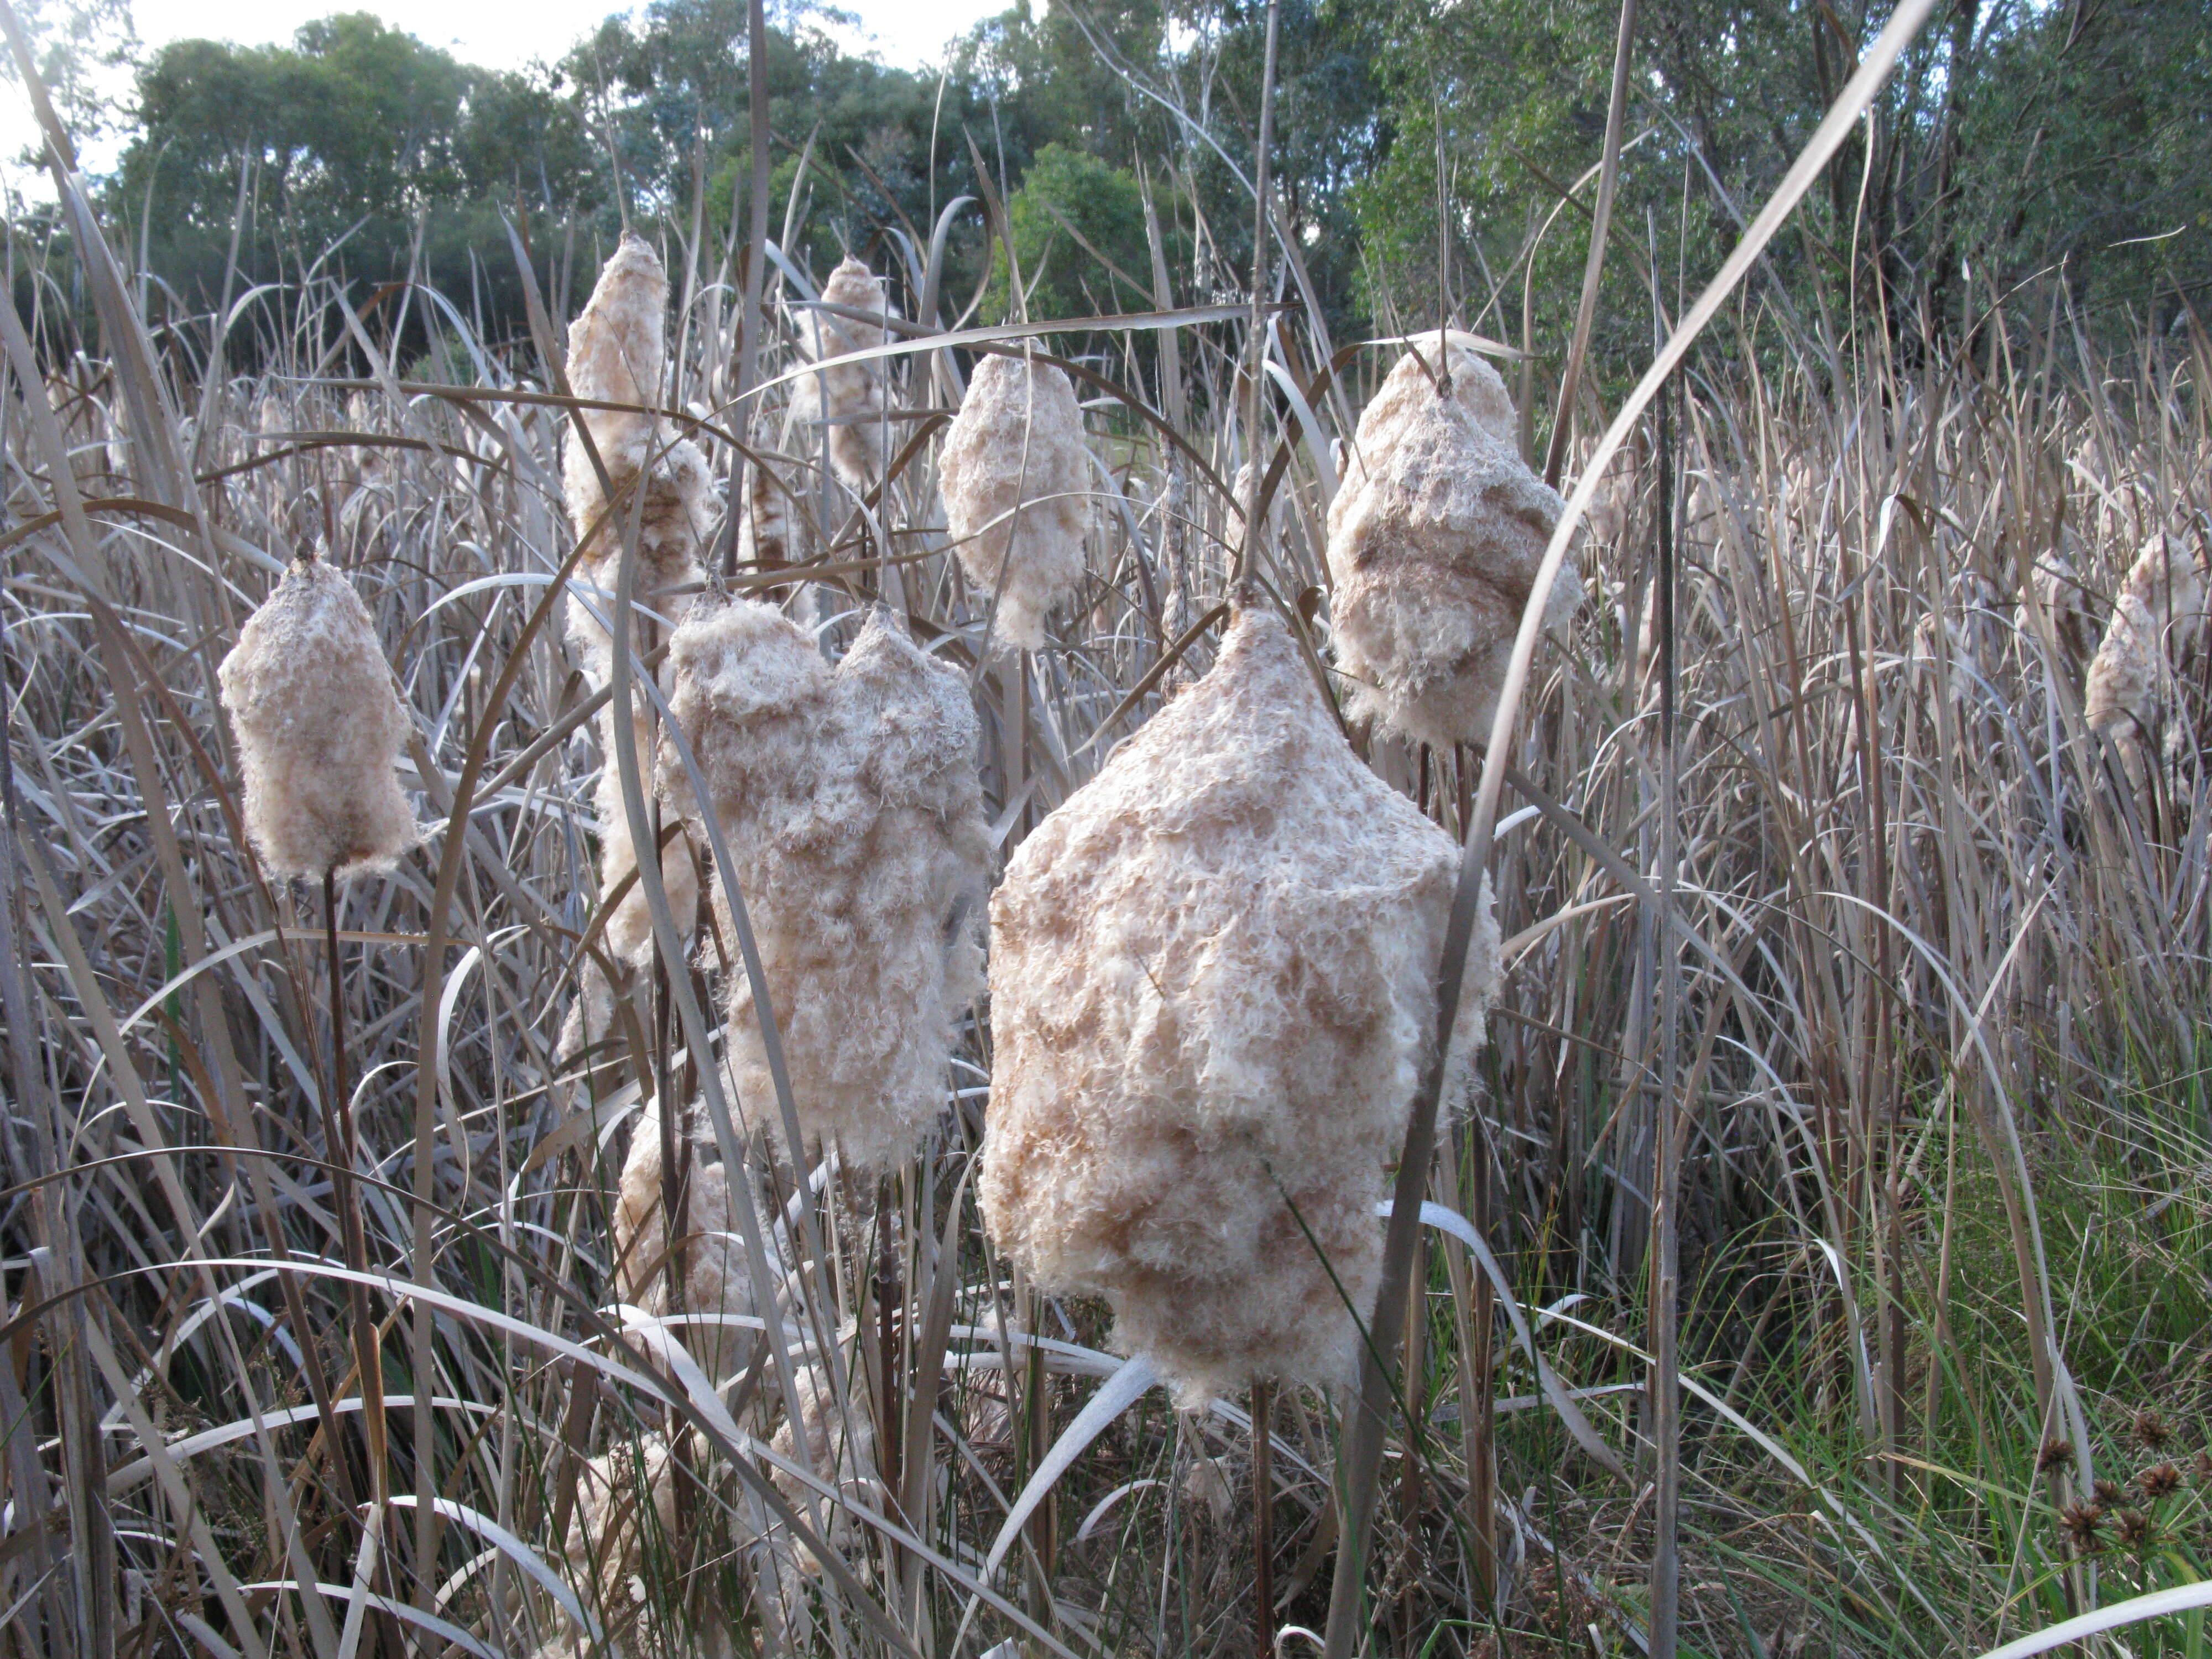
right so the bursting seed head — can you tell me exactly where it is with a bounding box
[2036,1437,2076,1474]
[2114,1508,2156,1551]
[2134,1410,2174,1451]
[2193,1449,2212,1483]
[2094,1478,2126,1507]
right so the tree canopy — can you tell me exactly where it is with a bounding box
[7,0,2204,364]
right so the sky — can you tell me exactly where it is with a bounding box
[6,0,1009,192]
[123,0,1006,75]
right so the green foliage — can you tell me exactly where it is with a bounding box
[1354,0,2212,379]
[989,142,1152,322]
[114,13,598,322]
[1952,0,2212,315]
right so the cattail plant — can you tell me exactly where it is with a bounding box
[2085,532,2206,769]
[660,601,989,1172]
[769,1359,878,1574]
[737,459,795,570]
[216,550,416,1535]
[2033,543,2101,663]
[978,601,1500,1405]
[560,235,712,1027]
[938,349,1091,649]
[613,1102,771,1385]
[555,1431,734,1659]
[792,255,900,494]
[1325,330,1580,749]
[217,554,418,881]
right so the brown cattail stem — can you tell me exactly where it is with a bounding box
[1253,1378,1276,1658]
[1646,367,1683,1658]
[876,1178,905,1542]
[1464,1128,1498,1601]
[324,868,398,1659]
[1235,0,1281,589]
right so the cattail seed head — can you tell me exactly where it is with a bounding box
[564,235,664,465]
[559,237,712,984]
[2033,546,2100,662]
[558,1431,729,1653]
[613,1102,768,1385]
[979,603,1500,1406]
[1325,331,1580,750]
[561,233,712,682]
[790,257,900,494]
[769,1360,879,1576]
[939,350,1090,650]
[2086,536,2205,761]
[217,557,418,880]
[661,601,989,1172]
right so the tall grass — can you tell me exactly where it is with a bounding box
[7,18,2212,1658]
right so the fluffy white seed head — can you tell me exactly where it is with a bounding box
[790,257,901,494]
[557,238,712,982]
[769,1360,879,1576]
[613,1102,769,1386]
[560,236,712,682]
[2086,533,2205,757]
[565,233,666,476]
[939,351,1090,650]
[979,603,1500,1406]
[217,558,418,881]
[555,1431,744,1659]
[591,719,702,978]
[737,457,794,570]
[661,601,989,1172]
[2033,544,2099,663]
[1326,332,1579,749]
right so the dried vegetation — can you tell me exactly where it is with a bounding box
[8,100,2212,1659]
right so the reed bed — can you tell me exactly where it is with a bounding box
[7,34,2212,1659]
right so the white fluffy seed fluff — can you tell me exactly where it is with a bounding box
[217,557,418,880]
[769,1360,878,1575]
[553,1432,742,1659]
[2033,544,2100,662]
[978,603,1501,1406]
[1326,331,1580,750]
[613,1102,763,1386]
[660,601,989,1172]
[2086,533,2206,759]
[790,257,900,493]
[938,350,1091,650]
[737,457,794,569]
[561,235,712,980]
